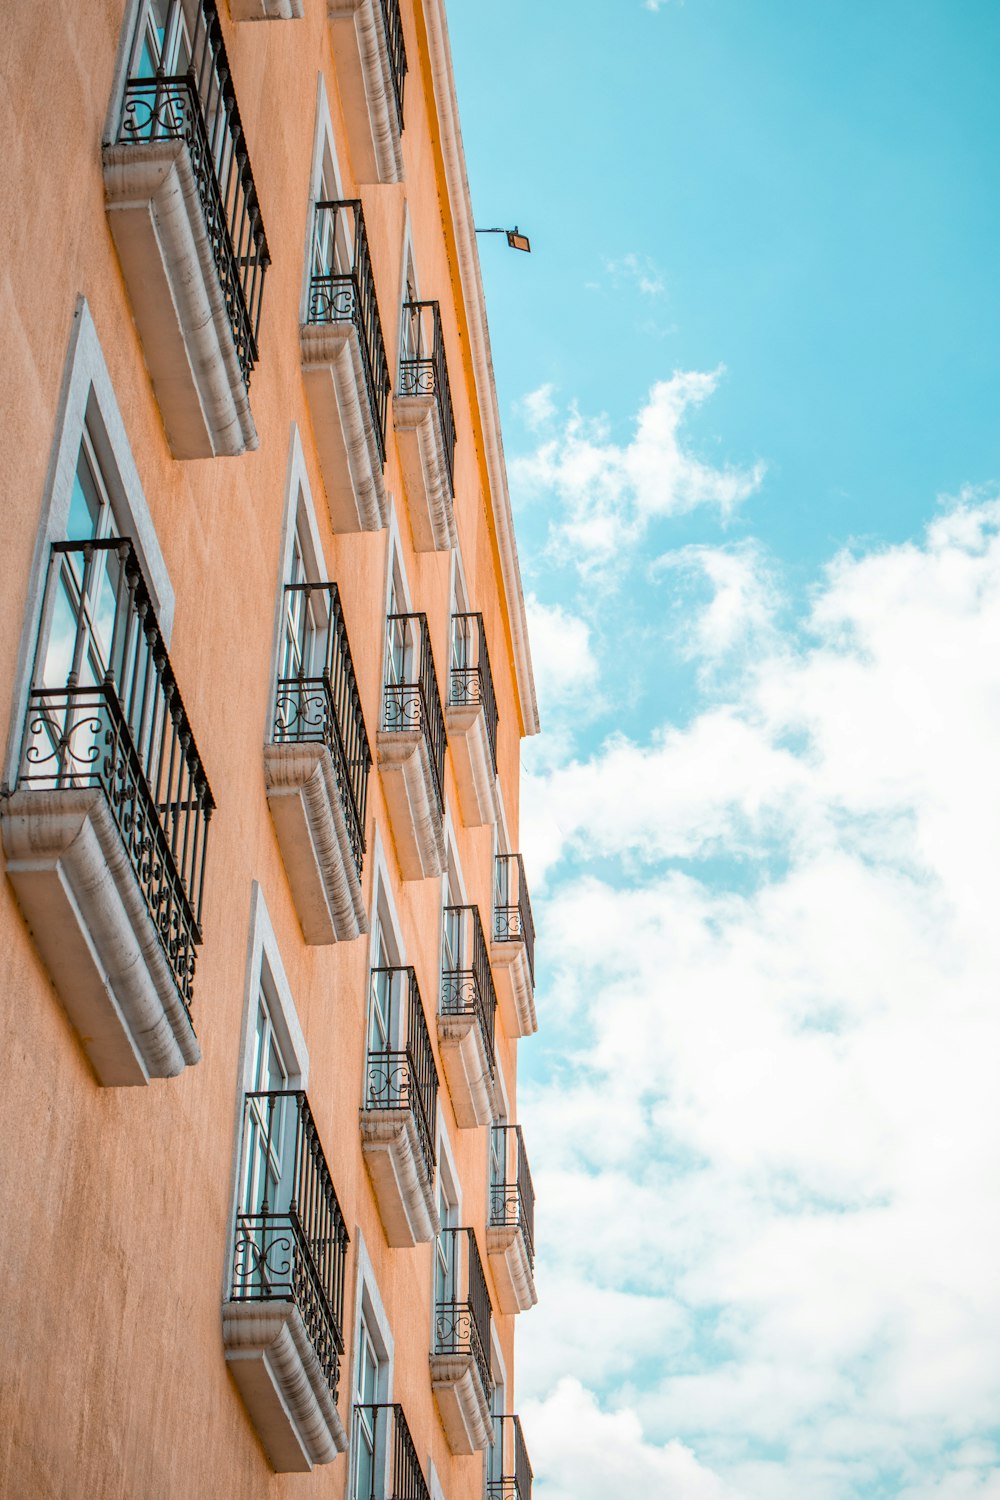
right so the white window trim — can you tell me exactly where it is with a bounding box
[3,297,174,791]
[102,0,144,143]
[301,74,347,322]
[489,1321,508,1405]
[349,1229,395,1500]
[449,543,470,617]
[428,1460,446,1500]
[367,828,406,971]
[382,506,413,619]
[220,880,309,1296]
[266,423,329,723]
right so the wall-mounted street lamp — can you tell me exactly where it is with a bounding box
[475,225,531,253]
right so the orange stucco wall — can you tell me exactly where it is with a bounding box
[0,1,530,1495]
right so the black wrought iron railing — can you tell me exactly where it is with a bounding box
[490,1125,535,1267]
[117,0,269,386]
[450,613,498,774]
[488,1416,533,1500]
[378,0,407,134]
[398,301,456,494]
[382,613,447,815]
[353,1403,428,1500]
[272,582,371,877]
[365,967,439,1186]
[441,905,497,1077]
[231,1090,349,1401]
[493,854,536,987]
[307,200,390,464]
[435,1228,493,1403]
[18,539,214,1012]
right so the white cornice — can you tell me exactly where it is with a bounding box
[421,0,540,737]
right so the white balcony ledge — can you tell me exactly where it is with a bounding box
[264,742,368,945]
[230,0,303,17]
[445,702,498,828]
[429,1353,492,1455]
[376,728,445,880]
[0,788,200,1085]
[359,1108,439,1247]
[327,0,405,185]
[489,939,537,1039]
[301,323,389,534]
[103,141,257,459]
[393,393,457,552]
[486,1224,538,1315]
[437,1012,496,1129]
[222,1301,347,1472]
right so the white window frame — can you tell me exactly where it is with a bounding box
[221,881,309,1297]
[3,298,173,792]
[365,831,408,1066]
[267,425,329,723]
[349,1231,395,1500]
[301,75,348,322]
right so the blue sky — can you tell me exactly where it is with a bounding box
[448,4,1000,1499]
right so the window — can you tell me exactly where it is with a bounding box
[435,1175,458,1308]
[223,887,352,1470]
[34,427,121,701]
[354,1311,382,1500]
[385,557,412,687]
[240,988,291,1229]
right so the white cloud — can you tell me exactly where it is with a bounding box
[519,382,558,431]
[523,1380,738,1500]
[511,372,765,575]
[653,542,781,661]
[520,496,1000,1498]
[524,594,600,710]
[604,251,667,297]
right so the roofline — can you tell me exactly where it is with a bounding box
[421,0,540,738]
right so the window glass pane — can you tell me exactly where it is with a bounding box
[67,447,102,542]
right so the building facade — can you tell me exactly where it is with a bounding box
[0,2,539,1496]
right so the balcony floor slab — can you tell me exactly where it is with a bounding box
[445,702,498,827]
[0,787,199,1085]
[264,741,368,944]
[360,1107,439,1246]
[301,322,389,533]
[429,1352,492,1454]
[103,140,257,459]
[486,1223,538,1315]
[490,939,537,1038]
[327,0,405,184]
[223,1300,347,1472]
[393,392,457,552]
[376,728,445,880]
[437,1010,496,1129]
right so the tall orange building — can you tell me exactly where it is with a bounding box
[0,2,540,1496]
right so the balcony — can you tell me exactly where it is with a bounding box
[486,1127,537,1314]
[353,1403,430,1500]
[431,1228,494,1453]
[446,613,499,827]
[0,540,213,1085]
[490,855,537,1038]
[301,200,390,533]
[488,1416,533,1500]
[439,905,498,1128]
[231,0,302,18]
[224,1090,349,1471]
[327,0,407,184]
[360,966,439,1246]
[265,583,371,944]
[393,302,457,552]
[103,0,269,458]
[376,614,446,880]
